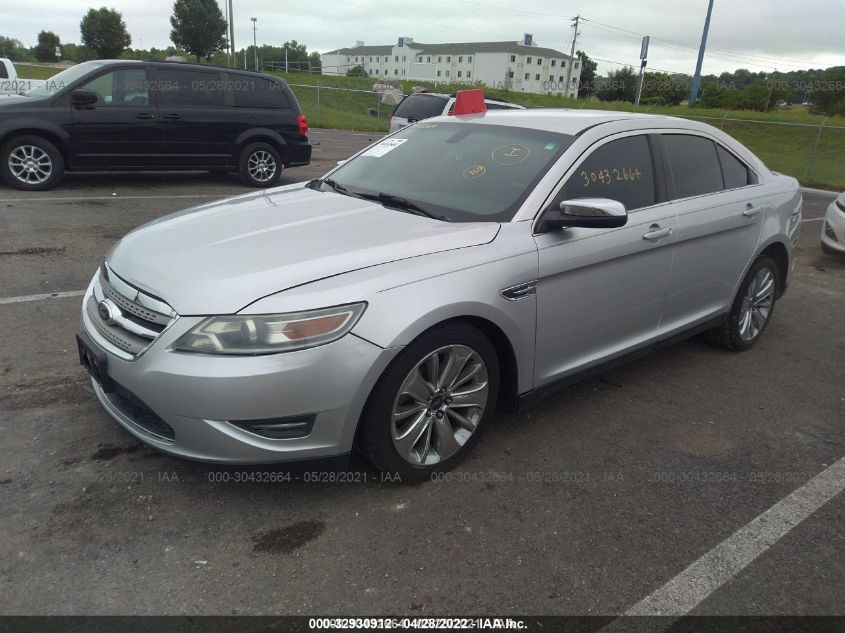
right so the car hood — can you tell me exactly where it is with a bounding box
[107,185,500,315]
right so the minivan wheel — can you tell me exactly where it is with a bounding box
[1,135,65,191]
[360,322,500,482]
[239,142,282,187]
[708,255,780,351]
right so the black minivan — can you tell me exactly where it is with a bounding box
[0,60,311,190]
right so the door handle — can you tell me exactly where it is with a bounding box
[162,113,181,120]
[642,225,672,241]
[134,112,155,120]
[742,205,762,218]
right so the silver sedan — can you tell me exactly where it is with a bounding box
[78,105,802,481]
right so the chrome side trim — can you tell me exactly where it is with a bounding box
[500,280,537,301]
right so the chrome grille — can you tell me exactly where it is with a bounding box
[85,267,175,358]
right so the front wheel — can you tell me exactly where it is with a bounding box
[1,135,65,191]
[360,323,500,482]
[238,142,282,187]
[708,255,780,351]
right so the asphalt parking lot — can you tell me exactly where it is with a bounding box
[0,129,843,617]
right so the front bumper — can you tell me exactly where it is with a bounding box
[80,282,398,464]
[821,199,845,253]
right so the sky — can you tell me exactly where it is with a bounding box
[3,0,843,76]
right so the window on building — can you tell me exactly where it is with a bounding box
[466,71,471,78]
[537,57,542,65]
[347,57,350,62]
[575,62,579,69]
[418,56,422,62]
[369,56,373,62]
[446,70,450,77]
[384,69,388,75]
[395,56,399,62]
[438,56,442,62]
[527,56,532,63]
[468,56,472,62]
[549,75,554,82]
[510,55,516,62]
[458,56,463,62]
[446,56,451,62]
[457,71,462,77]
[394,69,398,75]
[562,61,566,68]
[535,73,540,80]
[551,60,556,67]
[385,56,389,62]
[427,56,431,62]
[402,69,406,75]
[559,76,565,82]
[524,73,530,80]
[508,70,514,78]
[437,70,442,77]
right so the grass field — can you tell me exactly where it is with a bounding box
[15,64,844,190]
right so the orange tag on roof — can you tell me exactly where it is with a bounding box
[450,89,487,116]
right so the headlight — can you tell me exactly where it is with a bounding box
[171,303,366,355]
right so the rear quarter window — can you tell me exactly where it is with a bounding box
[663,134,724,199]
[717,145,754,189]
[393,94,449,121]
[231,76,291,109]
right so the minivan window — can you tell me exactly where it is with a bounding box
[717,145,752,189]
[78,68,149,106]
[232,76,289,109]
[156,68,225,107]
[329,122,575,223]
[663,134,723,198]
[558,135,656,211]
[393,94,448,121]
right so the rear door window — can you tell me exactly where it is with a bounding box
[558,135,656,211]
[231,76,290,109]
[393,94,449,121]
[663,134,724,198]
[717,145,753,189]
[156,68,225,107]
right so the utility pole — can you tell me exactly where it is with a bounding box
[688,0,715,107]
[564,15,580,99]
[251,17,258,71]
[228,0,235,67]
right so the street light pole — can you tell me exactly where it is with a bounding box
[688,0,715,107]
[227,0,235,67]
[251,17,258,71]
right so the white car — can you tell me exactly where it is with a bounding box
[0,58,47,96]
[389,91,523,133]
[821,192,845,255]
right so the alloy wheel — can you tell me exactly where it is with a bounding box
[247,150,277,183]
[8,145,52,185]
[391,344,489,466]
[737,266,775,342]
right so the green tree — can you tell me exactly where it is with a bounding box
[0,36,30,61]
[640,72,687,106]
[596,66,637,103]
[80,7,131,58]
[35,31,60,62]
[810,66,845,116]
[170,0,227,62]
[346,64,366,77]
[308,50,322,73]
[576,50,597,98]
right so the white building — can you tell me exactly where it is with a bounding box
[321,36,582,97]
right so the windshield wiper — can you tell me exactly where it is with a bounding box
[361,192,450,221]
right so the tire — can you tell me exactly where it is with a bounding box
[238,142,283,187]
[707,255,780,351]
[360,322,500,483]
[1,135,65,191]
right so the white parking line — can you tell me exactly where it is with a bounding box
[602,456,845,631]
[0,289,85,305]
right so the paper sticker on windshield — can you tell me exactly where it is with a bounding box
[492,144,531,166]
[362,138,408,157]
[463,164,487,179]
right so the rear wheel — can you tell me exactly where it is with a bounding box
[239,142,282,187]
[360,322,500,482]
[708,255,779,351]
[1,135,65,191]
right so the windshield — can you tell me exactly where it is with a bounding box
[327,122,574,222]
[25,61,104,98]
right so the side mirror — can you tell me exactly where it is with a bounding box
[71,89,98,108]
[538,198,628,232]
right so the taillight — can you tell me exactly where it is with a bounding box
[297,114,308,137]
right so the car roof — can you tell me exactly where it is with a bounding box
[430,108,709,136]
[83,59,283,80]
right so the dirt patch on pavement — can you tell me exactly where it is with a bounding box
[251,520,326,554]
